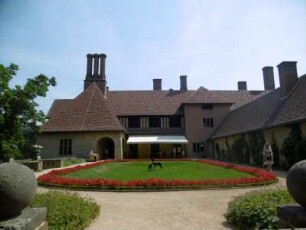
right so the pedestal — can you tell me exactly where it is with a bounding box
[0,207,48,230]
[277,205,306,228]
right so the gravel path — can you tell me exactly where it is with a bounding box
[36,166,286,230]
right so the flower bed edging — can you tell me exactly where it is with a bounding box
[37,159,277,190]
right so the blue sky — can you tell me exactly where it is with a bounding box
[1,0,306,114]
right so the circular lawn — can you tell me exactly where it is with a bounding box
[38,159,277,190]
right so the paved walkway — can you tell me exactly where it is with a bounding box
[36,166,287,230]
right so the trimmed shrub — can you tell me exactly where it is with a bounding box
[30,191,100,230]
[225,187,295,229]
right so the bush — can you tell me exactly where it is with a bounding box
[30,191,100,230]
[225,187,295,229]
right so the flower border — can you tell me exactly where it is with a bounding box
[37,159,277,190]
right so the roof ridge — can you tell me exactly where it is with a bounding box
[80,85,96,130]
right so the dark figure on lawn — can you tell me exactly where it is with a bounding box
[151,158,163,171]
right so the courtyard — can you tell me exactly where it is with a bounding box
[36,164,286,230]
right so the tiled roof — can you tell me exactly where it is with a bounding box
[43,83,267,132]
[108,90,194,116]
[108,88,265,116]
[212,90,268,111]
[42,83,125,132]
[211,75,306,139]
[184,87,233,104]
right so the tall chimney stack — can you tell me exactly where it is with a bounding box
[99,54,106,80]
[262,66,275,90]
[84,53,108,96]
[277,61,298,97]
[153,79,162,90]
[180,75,187,91]
[93,54,99,78]
[86,54,93,79]
[238,81,247,90]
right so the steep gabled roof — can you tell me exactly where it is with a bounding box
[42,83,125,132]
[211,75,306,139]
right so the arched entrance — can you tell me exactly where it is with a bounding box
[97,137,115,159]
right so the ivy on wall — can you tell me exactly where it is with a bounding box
[270,133,280,166]
[281,123,306,169]
[213,122,306,169]
[215,130,265,166]
[247,131,265,166]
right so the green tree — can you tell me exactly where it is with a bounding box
[0,63,56,160]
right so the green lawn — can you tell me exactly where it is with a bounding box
[64,161,253,181]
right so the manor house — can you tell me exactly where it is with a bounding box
[38,53,306,166]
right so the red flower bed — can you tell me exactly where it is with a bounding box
[37,159,277,190]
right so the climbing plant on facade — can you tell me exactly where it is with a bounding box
[281,123,306,168]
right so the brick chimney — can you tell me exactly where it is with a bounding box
[237,81,247,90]
[84,53,108,96]
[180,75,187,91]
[153,79,162,90]
[86,54,93,79]
[277,61,298,97]
[262,66,275,90]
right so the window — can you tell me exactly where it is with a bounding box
[202,103,213,110]
[149,116,161,128]
[59,139,72,155]
[203,118,214,127]
[169,116,182,128]
[128,116,140,128]
[193,142,204,152]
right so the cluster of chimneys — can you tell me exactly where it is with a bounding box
[84,53,108,95]
[238,61,298,97]
[153,75,188,91]
[84,54,299,98]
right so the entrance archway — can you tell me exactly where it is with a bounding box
[97,137,115,159]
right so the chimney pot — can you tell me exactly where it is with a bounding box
[99,53,107,80]
[153,79,162,90]
[277,61,298,97]
[92,54,99,78]
[180,75,188,91]
[238,81,247,90]
[262,66,275,90]
[86,54,93,79]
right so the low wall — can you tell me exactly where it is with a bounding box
[18,159,63,171]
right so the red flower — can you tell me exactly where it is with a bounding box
[37,159,277,189]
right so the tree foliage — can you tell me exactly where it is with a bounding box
[0,63,56,159]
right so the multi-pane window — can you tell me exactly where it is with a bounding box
[128,116,140,128]
[169,116,182,128]
[202,103,213,110]
[193,142,205,152]
[149,116,161,128]
[203,118,214,127]
[59,139,72,155]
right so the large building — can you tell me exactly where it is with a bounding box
[38,54,306,166]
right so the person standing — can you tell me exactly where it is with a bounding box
[263,142,273,172]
